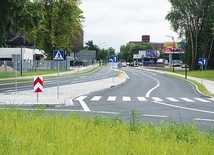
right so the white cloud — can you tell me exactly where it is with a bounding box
[80,0,178,52]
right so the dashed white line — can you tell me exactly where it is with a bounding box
[137,97,147,101]
[152,97,163,102]
[166,97,179,102]
[180,98,195,102]
[123,96,131,101]
[107,96,116,101]
[91,96,102,101]
[143,114,168,118]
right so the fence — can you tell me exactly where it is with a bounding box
[0,60,70,75]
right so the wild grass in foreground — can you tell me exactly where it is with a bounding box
[0,108,213,154]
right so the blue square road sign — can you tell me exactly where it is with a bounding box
[53,50,64,61]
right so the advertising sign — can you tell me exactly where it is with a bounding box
[164,42,185,53]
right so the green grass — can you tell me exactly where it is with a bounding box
[165,69,214,82]
[0,108,213,154]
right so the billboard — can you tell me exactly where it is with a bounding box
[164,42,185,53]
[139,49,156,58]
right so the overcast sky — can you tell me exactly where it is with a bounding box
[80,0,178,52]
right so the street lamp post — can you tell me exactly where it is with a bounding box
[165,35,175,72]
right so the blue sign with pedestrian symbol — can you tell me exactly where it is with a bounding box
[53,50,64,61]
[198,58,207,66]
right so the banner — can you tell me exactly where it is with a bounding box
[164,42,185,53]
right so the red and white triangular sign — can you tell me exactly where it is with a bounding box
[34,76,43,93]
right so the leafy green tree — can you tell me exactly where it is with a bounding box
[26,0,84,59]
[166,0,214,69]
[0,0,35,46]
[119,43,154,62]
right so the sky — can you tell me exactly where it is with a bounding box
[80,0,178,52]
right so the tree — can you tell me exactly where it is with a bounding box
[25,0,84,59]
[166,0,214,69]
[0,0,35,46]
[119,43,154,62]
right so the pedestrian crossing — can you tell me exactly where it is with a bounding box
[82,96,214,103]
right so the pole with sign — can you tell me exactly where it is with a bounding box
[34,76,43,103]
[53,50,64,99]
[198,58,207,84]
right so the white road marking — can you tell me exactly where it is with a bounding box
[123,96,131,101]
[137,97,147,101]
[91,96,102,101]
[143,114,168,118]
[152,97,163,102]
[75,96,90,111]
[194,118,214,122]
[166,97,179,102]
[107,96,116,101]
[145,82,160,97]
[194,98,210,102]
[154,101,214,114]
[207,98,214,101]
[180,98,195,102]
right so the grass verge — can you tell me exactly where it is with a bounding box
[0,108,213,154]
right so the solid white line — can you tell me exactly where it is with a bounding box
[208,98,214,101]
[194,118,214,122]
[79,100,90,112]
[143,114,168,118]
[75,96,90,112]
[145,83,160,97]
[154,101,214,114]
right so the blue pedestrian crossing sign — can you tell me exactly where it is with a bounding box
[198,58,207,66]
[53,50,64,61]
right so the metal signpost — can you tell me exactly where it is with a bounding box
[53,50,64,99]
[198,58,207,84]
[109,56,117,82]
[34,76,43,103]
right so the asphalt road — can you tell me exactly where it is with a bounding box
[0,64,116,93]
[71,66,214,130]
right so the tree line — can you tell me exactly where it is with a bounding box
[166,0,214,70]
[0,0,84,59]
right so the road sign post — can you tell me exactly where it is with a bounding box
[198,58,207,84]
[109,56,117,82]
[34,76,43,103]
[53,50,64,99]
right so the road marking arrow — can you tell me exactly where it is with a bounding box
[75,96,90,112]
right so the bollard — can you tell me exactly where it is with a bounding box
[118,70,122,78]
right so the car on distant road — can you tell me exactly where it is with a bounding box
[156,59,165,67]
[172,60,182,67]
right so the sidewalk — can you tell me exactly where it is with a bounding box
[0,65,127,106]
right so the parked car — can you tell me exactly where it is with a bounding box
[181,64,188,68]
[156,59,165,67]
[172,60,182,67]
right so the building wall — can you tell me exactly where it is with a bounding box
[0,48,44,61]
